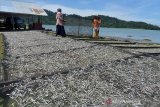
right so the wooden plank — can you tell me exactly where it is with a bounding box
[88,40,136,44]
[113,45,160,48]
[0,33,4,59]
[0,33,5,82]
[74,38,92,40]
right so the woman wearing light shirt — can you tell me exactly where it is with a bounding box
[56,8,66,37]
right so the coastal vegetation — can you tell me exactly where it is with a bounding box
[0,33,4,107]
[0,33,4,59]
[42,9,160,30]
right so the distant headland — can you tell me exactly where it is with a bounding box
[42,9,160,30]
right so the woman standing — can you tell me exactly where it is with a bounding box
[56,8,66,37]
[92,16,101,39]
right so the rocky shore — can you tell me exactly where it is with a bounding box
[2,31,160,107]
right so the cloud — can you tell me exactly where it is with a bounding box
[42,4,160,26]
[43,4,106,16]
[43,4,136,20]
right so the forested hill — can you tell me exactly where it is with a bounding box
[42,9,160,30]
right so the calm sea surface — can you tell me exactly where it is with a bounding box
[43,25,160,43]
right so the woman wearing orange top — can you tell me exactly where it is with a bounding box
[92,16,101,39]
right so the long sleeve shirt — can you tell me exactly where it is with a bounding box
[56,12,64,26]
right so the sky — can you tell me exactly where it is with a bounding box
[21,0,160,26]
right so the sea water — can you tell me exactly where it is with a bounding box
[43,25,160,43]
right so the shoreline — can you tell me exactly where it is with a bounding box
[43,24,160,43]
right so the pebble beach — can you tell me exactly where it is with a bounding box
[1,31,160,107]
